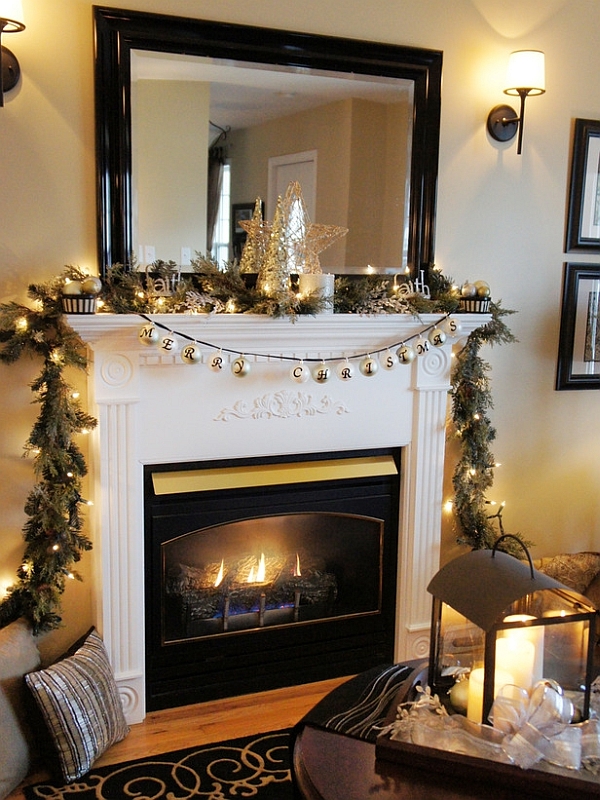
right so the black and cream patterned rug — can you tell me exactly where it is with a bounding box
[24,730,294,799]
[24,663,416,799]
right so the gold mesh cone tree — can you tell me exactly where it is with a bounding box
[257,197,291,298]
[239,198,269,274]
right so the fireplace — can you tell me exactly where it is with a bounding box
[145,450,399,708]
[69,313,484,722]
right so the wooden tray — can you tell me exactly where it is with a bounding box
[375,675,600,799]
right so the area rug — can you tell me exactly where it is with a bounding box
[23,729,294,799]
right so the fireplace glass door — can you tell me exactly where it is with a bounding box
[145,449,400,709]
[163,512,383,643]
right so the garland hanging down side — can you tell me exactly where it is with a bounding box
[0,265,520,632]
[0,276,97,633]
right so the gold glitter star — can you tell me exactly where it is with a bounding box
[239,198,270,273]
[281,181,347,274]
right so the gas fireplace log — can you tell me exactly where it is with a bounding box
[167,559,338,624]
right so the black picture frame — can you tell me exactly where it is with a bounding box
[231,202,259,260]
[556,262,600,390]
[565,119,600,252]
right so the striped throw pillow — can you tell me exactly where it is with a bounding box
[25,627,129,782]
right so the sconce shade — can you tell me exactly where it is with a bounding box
[0,0,24,30]
[487,50,545,154]
[504,50,545,96]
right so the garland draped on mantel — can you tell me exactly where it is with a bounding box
[0,265,521,632]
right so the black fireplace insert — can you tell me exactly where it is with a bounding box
[145,448,400,709]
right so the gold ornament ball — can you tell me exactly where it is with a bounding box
[382,351,399,370]
[428,327,447,347]
[359,356,379,377]
[415,337,430,356]
[397,344,416,364]
[290,363,311,383]
[181,343,202,363]
[312,362,331,383]
[461,282,477,298]
[474,280,491,298]
[62,281,82,296]
[209,353,225,372]
[442,317,462,337]
[159,334,178,353]
[232,357,250,377]
[81,276,103,295]
[449,676,469,714]
[336,360,355,381]
[138,325,159,345]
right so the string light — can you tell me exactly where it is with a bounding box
[16,316,28,331]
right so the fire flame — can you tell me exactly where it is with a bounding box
[214,559,224,588]
[294,553,301,577]
[247,553,266,584]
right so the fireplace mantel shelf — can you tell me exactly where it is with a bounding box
[70,312,487,356]
[74,312,488,722]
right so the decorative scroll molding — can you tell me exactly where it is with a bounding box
[215,390,349,421]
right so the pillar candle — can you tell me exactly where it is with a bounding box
[495,636,535,693]
[298,273,335,314]
[502,614,544,686]
[467,666,515,723]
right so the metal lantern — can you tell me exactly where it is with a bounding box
[427,536,597,724]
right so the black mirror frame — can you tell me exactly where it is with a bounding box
[94,5,442,278]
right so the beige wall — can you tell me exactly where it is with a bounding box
[1,0,599,658]
[230,99,354,269]
[133,80,210,263]
[230,97,408,269]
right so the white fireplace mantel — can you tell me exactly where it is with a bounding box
[70,312,486,723]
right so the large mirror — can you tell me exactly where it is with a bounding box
[94,6,442,278]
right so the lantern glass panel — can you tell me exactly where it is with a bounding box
[432,601,484,691]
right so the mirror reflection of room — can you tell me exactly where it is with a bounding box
[131,52,413,274]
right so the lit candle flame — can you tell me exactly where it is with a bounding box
[294,553,301,577]
[215,559,224,588]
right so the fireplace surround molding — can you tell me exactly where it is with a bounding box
[70,312,485,723]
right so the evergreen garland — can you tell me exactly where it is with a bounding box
[449,303,529,555]
[0,264,519,632]
[0,270,97,633]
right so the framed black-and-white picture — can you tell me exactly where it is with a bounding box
[231,202,262,260]
[556,262,600,389]
[565,119,600,252]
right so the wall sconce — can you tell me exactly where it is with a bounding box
[486,50,546,155]
[0,0,25,107]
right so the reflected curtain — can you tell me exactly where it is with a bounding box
[207,145,225,253]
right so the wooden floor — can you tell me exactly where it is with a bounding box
[8,676,351,799]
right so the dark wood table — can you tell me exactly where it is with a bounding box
[293,724,528,800]
[293,661,600,800]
